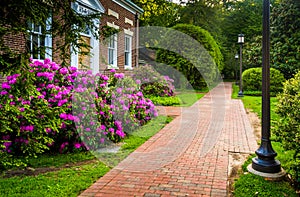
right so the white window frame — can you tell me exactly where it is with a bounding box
[108,34,118,69]
[28,17,52,60]
[124,35,132,69]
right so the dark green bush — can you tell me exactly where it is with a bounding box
[156,24,223,89]
[242,67,285,94]
[274,71,300,187]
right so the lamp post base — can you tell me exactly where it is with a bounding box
[252,140,282,173]
[238,90,243,97]
[247,164,286,180]
[252,157,281,173]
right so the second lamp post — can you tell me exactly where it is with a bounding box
[238,34,244,97]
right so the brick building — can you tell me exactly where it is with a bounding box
[2,0,143,75]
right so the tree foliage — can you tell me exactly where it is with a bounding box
[131,0,181,27]
[275,70,300,186]
[156,24,223,89]
[0,0,101,72]
[178,0,224,42]
[271,0,300,79]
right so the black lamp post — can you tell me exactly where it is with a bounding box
[235,54,239,85]
[251,0,281,173]
[238,34,244,97]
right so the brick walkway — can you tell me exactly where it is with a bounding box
[79,82,258,197]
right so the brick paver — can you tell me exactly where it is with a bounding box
[79,82,258,197]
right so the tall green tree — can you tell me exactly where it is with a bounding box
[178,0,224,42]
[131,0,181,27]
[271,0,300,79]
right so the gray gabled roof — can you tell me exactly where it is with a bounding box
[77,0,105,12]
[123,0,144,14]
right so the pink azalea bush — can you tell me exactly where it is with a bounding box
[131,65,175,97]
[0,59,157,168]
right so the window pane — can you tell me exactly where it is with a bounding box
[125,52,129,66]
[108,49,114,65]
[40,35,45,59]
[34,23,40,33]
[32,34,39,59]
[125,37,131,52]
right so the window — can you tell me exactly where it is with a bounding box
[124,35,132,69]
[27,18,52,60]
[108,34,118,68]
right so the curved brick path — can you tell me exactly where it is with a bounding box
[79,82,258,197]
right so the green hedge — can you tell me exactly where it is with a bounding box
[242,67,285,95]
[156,24,223,89]
[274,71,300,187]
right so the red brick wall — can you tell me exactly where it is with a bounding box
[2,32,26,54]
[99,0,138,74]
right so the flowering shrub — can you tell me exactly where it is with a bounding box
[131,65,175,97]
[0,59,157,169]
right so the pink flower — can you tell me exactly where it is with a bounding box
[38,95,45,99]
[59,67,68,75]
[100,125,106,130]
[74,143,81,149]
[19,107,25,112]
[0,91,8,95]
[116,130,125,138]
[60,113,67,119]
[2,82,11,89]
[114,73,124,79]
[110,69,116,73]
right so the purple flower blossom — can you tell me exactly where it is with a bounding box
[38,95,45,99]
[110,69,116,73]
[19,107,25,112]
[2,82,11,89]
[60,113,67,119]
[116,130,125,138]
[70,66,77,73]
[101,75,109,81]
[0,90,8,95]
[74,143,81,149]
[100,125,106,130]
[59,67,68,75]
[114,73,124,79]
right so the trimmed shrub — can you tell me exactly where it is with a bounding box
[242,67,285,95]
[274,70,300,187]
[156,24,223,89]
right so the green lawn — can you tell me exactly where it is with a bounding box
[147,90,205,107]
[0,115,173,197]
[175,91,205,107]
[231,84,297,196]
